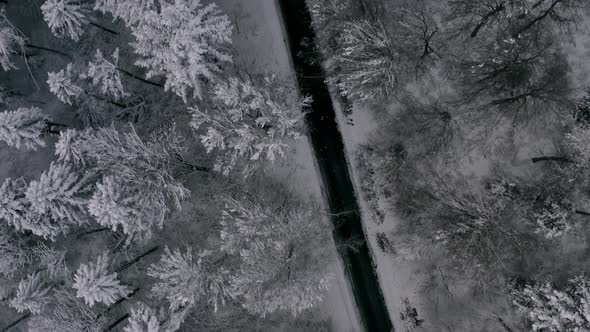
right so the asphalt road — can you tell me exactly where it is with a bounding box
[276,1,394,331]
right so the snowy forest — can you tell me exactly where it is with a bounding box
[1,0,590,331]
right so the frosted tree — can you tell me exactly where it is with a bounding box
[47,64,84,105]
[73,252,131,307]
[220,194,333,316]
[0,177,28,230]
[511,275,590,331]
[41,0,88,41]
[0,227,31,278]
[28,286,107,332]
[532,198,573,238]
[0,10,26,71]
[94,0,156,26]
[148,246,234,312]
[9,272,53,314]
[130,0,233,102]
[25,161,91,232]
[60,125,190,241]
[332,19,399,103]
[82,48,128,100]
[124,302,161,332]
[190,76,308,176]
[89,175,169,242]
[0,107,49,150]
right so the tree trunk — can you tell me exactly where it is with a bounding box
[1,313,31,332]
[116,68,164,88]
[531,156,573,163]
[513,0,562,37]
[103,313,129,332]
[96,287,140,322]
[471,3,505,37]
[75,227,111,239]
[116,246,160,273]
[25,44,72,60]
[88,21,119,36]
[497,316,514,332]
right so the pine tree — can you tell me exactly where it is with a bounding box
[130,0,233,102]
[9,272,53,314]
[25,161,91,232]
[47,63,84,105]
[124,302,161,332]
[73,252,131,307]
[0,107,49,150]
[511,275,590,331]
[94,0,157,26]
[82,48,128,101]
[0,226,31,278]
[58,125,190,241]
[148,246,234,312]
[190,76,308,176]
[0,177,28,231]
[220,194,333,316]
[0,10,25,71]
[41,0,88,41]
[28,286,107,332]
[89,175,164,242]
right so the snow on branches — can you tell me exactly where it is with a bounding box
[0,107,49,150]
[511,275,590,331]
[148,246,234,312]
[47,64,84,105]
[9,272,52,314]
[41,0,88,41]
[25,161,91,232]
[190,76,308,176]
[220,195,333,316]
[124,302,161,332]
[73,252,130,307]
[130,0,233,102]
[0,11,25,71]
[332,19,399,103]
[94,0,157,26]
[82,48,128,100]
[0,177,29,231]
[57,125,190,241]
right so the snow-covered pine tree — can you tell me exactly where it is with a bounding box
[0,177,29,231]
[148,246,234,312]
[124,302,161,332]
[41,0,88,41]
[94,0,156,26]
[59,125,189,241]
[511,275,590,331]
[0,226,31,278]
[220,195,333,316]
[25,161,91,233]
[47,63,84,105]
[0,107,49,150]
[532,198,573,238]
[28,286,107,332]
[190,76,308,176]
[332,19,399,103]
[73,252,131,307]
[82,48,128,101]
[130,0,233,102]
[9,272,53,314]
[89,175,163,242]
[565,126,590,169]
[0,10,25,71]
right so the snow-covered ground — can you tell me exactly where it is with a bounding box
[330,98,424,329]
[213,0,362,330]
